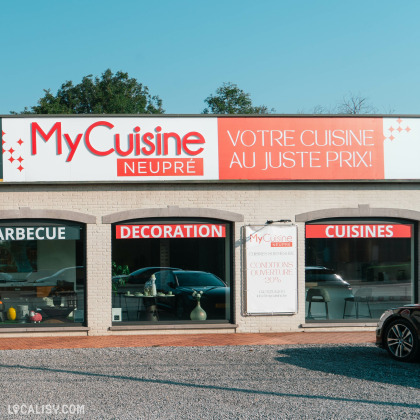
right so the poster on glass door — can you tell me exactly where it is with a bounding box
[244,225,297,314]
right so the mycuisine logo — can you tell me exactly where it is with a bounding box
[305,224,412,239]
[249,232,294,247]
[31,121,206,177]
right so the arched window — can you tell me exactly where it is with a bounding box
[304,217,415,322]
[110,217,233,324]
[0,219,86,327]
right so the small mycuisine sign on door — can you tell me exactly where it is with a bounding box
[244,224,298,315]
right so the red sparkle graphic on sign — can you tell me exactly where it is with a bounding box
[384,118,410,144]
[2,131,25,174]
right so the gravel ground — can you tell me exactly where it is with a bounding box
[0,343,419,419]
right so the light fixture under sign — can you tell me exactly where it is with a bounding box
[266,219,292,224]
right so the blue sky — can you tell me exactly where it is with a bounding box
[2,0,420,115]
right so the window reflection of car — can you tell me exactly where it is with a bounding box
[33,266,84,289]
[305,266,354,320]
[0,271,32,284]
[0,272,13,283]
[153,270,229,320]
[305,266,352,288]
[119,267,182,286]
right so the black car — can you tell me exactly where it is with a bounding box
[112,267,182,294]
[376,304,420,362]
[125,267,181,285]
[153,270,229,320]
[305,266,351,287]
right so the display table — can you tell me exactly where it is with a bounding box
[115,293,175,321]
[121,294,143,321]
[143,295,175,321]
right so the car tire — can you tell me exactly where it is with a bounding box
[384,318,419,362]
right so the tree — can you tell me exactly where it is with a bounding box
[308,93,378,115]
[14,69,164,114]
[203,82,274,114]
[336,93,377,114]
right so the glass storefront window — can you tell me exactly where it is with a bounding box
[111,219,231,324]
[0,220,86,327]
[305,220,415,321]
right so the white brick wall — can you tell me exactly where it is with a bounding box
[0,182,419,336]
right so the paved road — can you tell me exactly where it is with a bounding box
[0,343,419,419]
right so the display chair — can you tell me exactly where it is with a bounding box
[306,288,330,319]
[343,288,372,319]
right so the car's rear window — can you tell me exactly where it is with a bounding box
[306,269,342,282]
[176,272,225,287]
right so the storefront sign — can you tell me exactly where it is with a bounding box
[2,116,420,182]
[244,225,297,314]
[306,224,412,239]
[116,224,226,239]
[0,226,80,240]
[1,117,218,182]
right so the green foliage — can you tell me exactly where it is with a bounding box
[14,69,164,114]
[203,82,274,114]
[112,262,130,294]
[112,261,130,277]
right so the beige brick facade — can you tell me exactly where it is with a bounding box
[0,181,419,337]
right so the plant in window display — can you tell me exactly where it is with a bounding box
[112,262,129,295]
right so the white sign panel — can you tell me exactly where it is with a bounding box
[1,117,219,182]
[383,117,420,179]
[245,225,297,314]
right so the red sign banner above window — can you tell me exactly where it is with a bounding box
[306,224,412,239]
[116,224,226,239]
[218,117,385,180]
